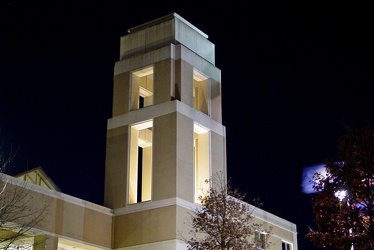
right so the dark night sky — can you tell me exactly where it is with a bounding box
[1,2,373,249]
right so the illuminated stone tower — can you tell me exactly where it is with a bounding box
[0,12,297,250]
[104,13,226,249]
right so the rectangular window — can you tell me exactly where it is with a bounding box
[282,241,292,250]
[131,66,153,110]
[255,231,266,249]
[194,123,210,203]
[129,120,153,204]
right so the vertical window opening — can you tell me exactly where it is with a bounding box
[129,120,153,204]
[194,123,210,203]
[282,241,292,250]
[131,66,153,110]
[193,70,209,115]
[139,96,145,109]
[137,147,143,203]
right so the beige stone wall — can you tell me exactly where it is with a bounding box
[176,113,195,203]
[176,204,194,244]
[1,175,113,249]
[211,130,227,178]
[152,113,178,201]
[112,72,130,117]
[113,206,177,248]
[54,197,112,248]
[210,76,222,123]
[154,58,173,105]
[120,13,215,65]
[104,125,129,209]
[179,59,194,108]
[120,17,175,61]
[44,235,58,250]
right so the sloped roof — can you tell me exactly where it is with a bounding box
[14,166,61,191]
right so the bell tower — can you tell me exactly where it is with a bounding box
[104,13,226,249]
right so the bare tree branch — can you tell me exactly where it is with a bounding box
[181,171,272,250]
[0,138,50,249]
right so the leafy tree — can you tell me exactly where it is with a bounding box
[0,140,49,249]
[306,126,374,249]
[183,172,272,250]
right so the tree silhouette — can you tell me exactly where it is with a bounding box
[306,126,374,249]
[0,139,49,249]
[183,172,272,250]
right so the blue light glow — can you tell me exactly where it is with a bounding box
[301,164,326,194]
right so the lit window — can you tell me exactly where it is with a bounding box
[193,70,209,115]
[129,120,153,204]
[194,123,210,203]
[131,66,153,110]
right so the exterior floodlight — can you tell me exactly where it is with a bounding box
[335,190,347,201]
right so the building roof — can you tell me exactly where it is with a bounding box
[13,166,61,191]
